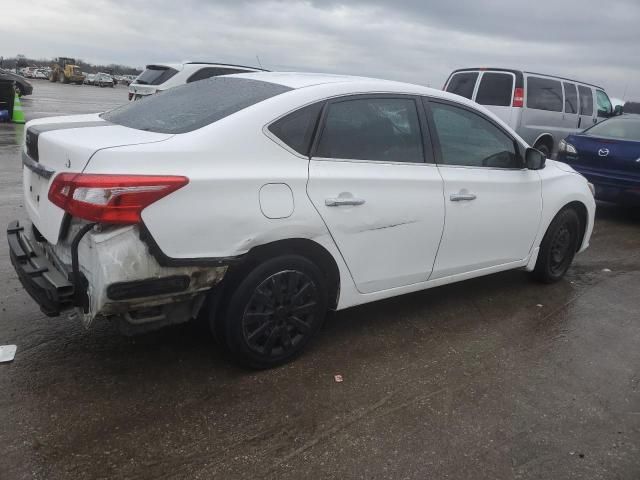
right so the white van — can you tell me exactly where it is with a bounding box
[443,68,620,156]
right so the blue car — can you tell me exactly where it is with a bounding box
[558,115,640,206]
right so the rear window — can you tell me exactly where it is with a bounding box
[445,72,478,99]
[101,77,292,134]
[475,72,513,106]
[526,77,563,112]
[135,66,179,86]
[584,116,640,142]
[578,85,593,116]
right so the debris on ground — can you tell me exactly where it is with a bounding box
[334,374,343,383]
[602,268,612,272]
[0,345,17,363]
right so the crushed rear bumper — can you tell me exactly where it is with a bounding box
[7,221,74,316]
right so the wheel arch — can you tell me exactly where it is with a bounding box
[532,133,555,152]
[563,200,588,252]
[225,238,341,310]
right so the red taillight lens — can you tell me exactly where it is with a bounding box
[48,173,189,224]
[513,87,524,107]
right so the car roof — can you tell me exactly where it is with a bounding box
[230,71,452,94]
[449,67,604,90]
[145,62,265,72]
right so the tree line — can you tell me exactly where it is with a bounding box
[1,54,142,76]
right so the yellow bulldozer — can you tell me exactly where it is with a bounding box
[49,57,85,84]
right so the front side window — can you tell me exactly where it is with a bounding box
[596,90,613,117]
[268,103,323,156]
[475,72,513,107]
[430,102,520,169]
[578,85,593,116]
[563,82,578,114]
[315,97,424,163]
[526,77,563,112]
[445,72,478,100]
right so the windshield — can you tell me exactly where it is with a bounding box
[101,76,292,134]
[584,116,640,142]
[135,66,179,85]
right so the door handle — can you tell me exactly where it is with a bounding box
[450,193,477,202]
[325,197,366,207]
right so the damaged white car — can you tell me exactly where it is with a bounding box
[9,73,595,368]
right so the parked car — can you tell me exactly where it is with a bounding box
[9,73,595,368]
[443,68,620,157]
[128,62,266,100]
[558,114,640,205]
[623,101,640,114]
[33,69,48,80]
[94,73,114,88]
[0,68,33,96]
[84,73,96,85]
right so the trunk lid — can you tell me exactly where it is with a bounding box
[23,115,173,244]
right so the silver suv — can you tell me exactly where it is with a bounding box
[443,68,620,157]
[128,62,266,100]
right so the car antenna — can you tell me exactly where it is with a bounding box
[256,55,264,70]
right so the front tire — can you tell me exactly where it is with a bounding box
[532,208,580,283]
[218,255,329,369]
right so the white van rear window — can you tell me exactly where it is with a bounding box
[475,73,513,107]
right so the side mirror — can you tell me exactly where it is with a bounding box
[525,147,546,170]
[614,104,623,116]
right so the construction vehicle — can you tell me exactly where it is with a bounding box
[49,57,85,84]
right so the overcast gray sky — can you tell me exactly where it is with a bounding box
[3,0,639,99]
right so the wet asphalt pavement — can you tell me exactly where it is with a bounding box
[0,81,639,480]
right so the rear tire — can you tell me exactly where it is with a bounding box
[534,142,551,158]
[216,255,329,369]
[532,208,580,283]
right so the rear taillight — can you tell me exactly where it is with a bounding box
[128,92,134,101]
[512,87,524,107]
[48,173,188,224]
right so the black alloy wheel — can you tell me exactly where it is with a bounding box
[219,255,329,369]
[242,270,318,358]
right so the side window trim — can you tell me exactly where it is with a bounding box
[421,96,525,170]
[309,94,431,164]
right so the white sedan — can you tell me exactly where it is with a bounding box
[9,72,595,368]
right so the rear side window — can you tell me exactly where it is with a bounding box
[445,72,478,100]
[102,77,292,134]
[135,66,178,86]
[475,72,513,107]
[315,97,424,163]
[563,82,578,114]
[268,103,323,156]
[578,85,593,116]
[186,67,249,83]
[526,77,563,112]
[430,102,520,169]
